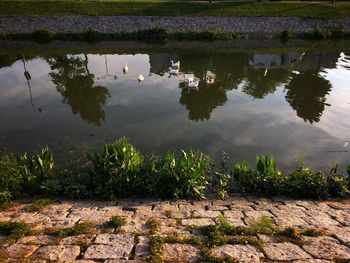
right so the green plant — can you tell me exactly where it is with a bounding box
[287,166,329,198]
[165,210,173,219]
[19,147,55,195]
[301,228,322,237]
[30,198,53,212]
[0,221,32,238]
[150,150,212,199]
[218,215,232,233]
[233,160,258,192]
[327,164,349,197]
[281,28,293,40]
[103,216,126,230]
[0,147,54,201]
[58,222,93,237]
[214,152,231,200]
[255,155,285,194]
[249,216,275,234]
[313,26,332,39]
[146,218,161,235]
[278,227,304,245]
[88,137,144,199]
[148,236,164,263]
[31,29,54,43]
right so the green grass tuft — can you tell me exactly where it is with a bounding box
[57,222,93,237]
[0,221,32,239]
[249,216,275,234]
[103,216,127,230]
[30,198,54,212]
[146,218,161,235]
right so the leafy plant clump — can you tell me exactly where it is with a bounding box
[0,221,32,239]
[0,147,54,203]
[149,150,213,199]
[0,137,349,201]
[103,216,127,230]
[57,222,93,237]
[88,137,144,199]
[249,215,275,234]
[146,218,161,235]
[30,198,54,212]
[281,28,293,40]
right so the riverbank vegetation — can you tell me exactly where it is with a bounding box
[0,138,349,204]
[1,28,349,43]
[1,1,350,18]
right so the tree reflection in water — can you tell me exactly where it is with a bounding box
[284,71,332,123]
[179,83,227,121]
[47,55,110,126]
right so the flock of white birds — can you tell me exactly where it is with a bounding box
[121,60,216,88]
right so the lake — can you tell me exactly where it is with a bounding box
[0,40,349,171]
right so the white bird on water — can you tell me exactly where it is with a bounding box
[138,74,144,84]
[170,60,180,69]
[123,62,128,74]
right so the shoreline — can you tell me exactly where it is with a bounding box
[1,15,350,39]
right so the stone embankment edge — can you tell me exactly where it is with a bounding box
[1,15,350,38]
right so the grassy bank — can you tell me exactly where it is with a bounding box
[1,137,349,204]
[1,1,350,18]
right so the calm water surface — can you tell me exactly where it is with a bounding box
[0,41,349,170]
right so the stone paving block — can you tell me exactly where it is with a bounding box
[33,245,80,262]
[163,243,200,262]
[332,210,350,226]
[303,236,350,260]
[17,235,56,245]
[216,217,246,227]
[302,210,340,228]
[292,260,332,263]
[270,209,309,228]
[44,216,81,229]
[223,210,244,218]
[59,234,96,245]
[121,218,147,234]
[178,204,204,212]
[166,210,190,219]
[182,218,215,227]
[39,204,72,220]
[328,226,350,246]
[160,226,194,237]
[153,203,179,211]
[192,209,222,218]
[0,211,15,221]
[206,205,229,211]
[0,243,38,258]
[264,242,312,261]
[211,244,263,263]
[104,260,145,263]
[12,212,50,224]
[73,260,96,263]
[245,210,275,224]
[83,244,132,260]
[134,236,149,259]
[95,233,134,245]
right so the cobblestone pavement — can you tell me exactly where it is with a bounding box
[1,196,350,262]
[1,15,350,37]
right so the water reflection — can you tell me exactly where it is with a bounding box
[285,71,332,123]
[47,55,110,126]
[0,45,349,169]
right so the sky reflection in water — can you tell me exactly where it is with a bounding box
[0,47,349,170]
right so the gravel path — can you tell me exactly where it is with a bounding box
[1,196,350,262]
[1,15,350,37]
